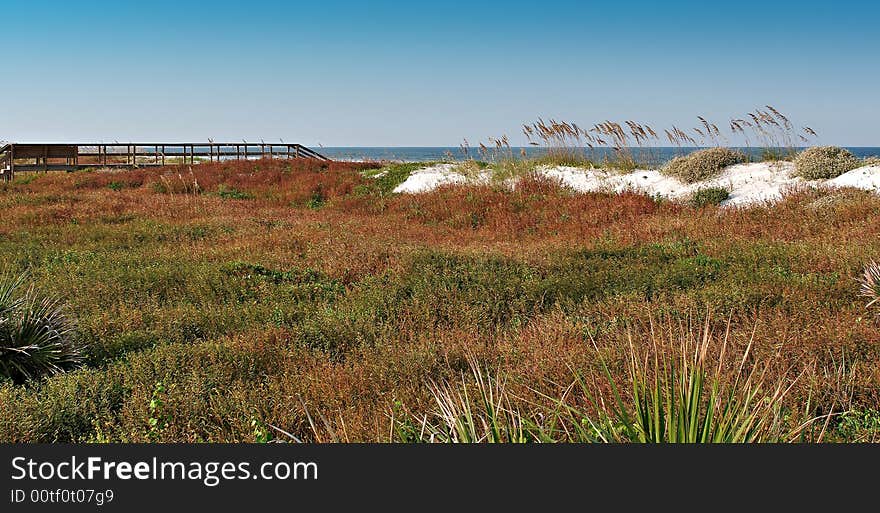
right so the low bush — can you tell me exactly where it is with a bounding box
[689,186,730,208]
[793,146,860,179]
[663,148,745,183]
[216,185,253,200]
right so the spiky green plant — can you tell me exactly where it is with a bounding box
[859,261,880,312]
[408,321,821,443]
[560,323,816,443]
[0,271,81,383]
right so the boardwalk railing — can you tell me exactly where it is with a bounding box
[0,142,328,180]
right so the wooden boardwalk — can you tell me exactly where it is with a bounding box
[0,142,328,180]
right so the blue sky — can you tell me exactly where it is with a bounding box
[1,0,877,146]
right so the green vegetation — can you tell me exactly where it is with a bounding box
[663,148,746,183]
[689,186,730,208]
[216,185,254,200]
[361,162,434,195]
[530,151,596,170]
[830,409,880,442]
[793,146,861,180]
[1,271,82,383]
[576,326,804,443]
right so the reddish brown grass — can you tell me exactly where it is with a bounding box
[0,160,878,442]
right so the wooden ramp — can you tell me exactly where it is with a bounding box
[0,142,328,180]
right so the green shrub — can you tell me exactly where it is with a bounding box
[793,146,860,179]
[689,186,730,208]
[216,185,253,200]
[306,184,326,209]
[0,271,82,383]
[831,409,880,443]
[663,148,745,183]
[0,336,285,442]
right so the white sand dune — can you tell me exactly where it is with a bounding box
[541,162,807,205]
[826,165,880,192]
[392,164,466,193]
[677,162,808,206]
[390,162,880,206]
[392,163,492,193]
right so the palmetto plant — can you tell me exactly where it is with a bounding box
[0,270,81,383]
[859,261,880,312]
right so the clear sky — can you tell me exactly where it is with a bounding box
[1,0,877,146]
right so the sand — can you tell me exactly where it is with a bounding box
[392,164,466,193]
[539,162,814,205]
[392,164,492,193]
[389,162,880,206]
[827,165,880,192]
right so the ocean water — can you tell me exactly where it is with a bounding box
[317,146,880,165]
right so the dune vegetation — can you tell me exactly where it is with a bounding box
[470,106,817,172]
[0,155,879,443]
[393,108,878,208]
[663,148,746,183]
[793,146,862,180]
